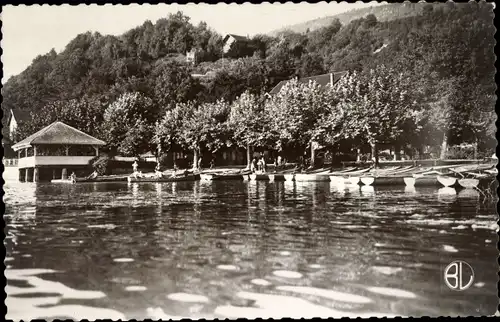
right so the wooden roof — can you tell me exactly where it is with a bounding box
[269,71,348,95]
[12,121,106,151]
[223,34,250,43]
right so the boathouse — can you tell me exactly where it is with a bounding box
[11,121,106,182]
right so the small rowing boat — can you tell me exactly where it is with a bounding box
[457,178,480,189]
[51,178,77,184]
[128,173,200,183]
[437,175,457,187]
[200,173,244,181]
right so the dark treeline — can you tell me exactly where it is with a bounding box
[2,2,495,167]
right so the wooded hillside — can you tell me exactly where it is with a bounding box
[2,2,495,162]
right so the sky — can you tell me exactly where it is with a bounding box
[1,2,382,81]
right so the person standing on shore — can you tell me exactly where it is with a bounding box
[250,158,257,173]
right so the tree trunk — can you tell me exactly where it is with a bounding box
[417,145,424,160]
[370,140,379,167]
[193,148,199,170]
[246,143,252,169]
[394,144,401,161]
[310,142,316,168]
[473,139,478,160]
[440,132,448,160]
[356,148,361,162]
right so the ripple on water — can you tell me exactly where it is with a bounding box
[87,224,117,229]
[6,268,116,320]
[215,291,391,319]
[167,292,210,303]
[442,245,458,253]
[125,286,147,292]
[113,258,134,263]
[308,264,322,269]
[273,270,303,279]
[365,286,417,299]
[371,266,403,275]
[251,279,272,286]
[276,286,372,304]
[6,304,125,321]
[217,264,240,271]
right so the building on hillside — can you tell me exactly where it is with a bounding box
[268,71,348,96]
[186,48,198,65]
[222,34,253,58]
[6,108,30,141]
[11,121,106,182]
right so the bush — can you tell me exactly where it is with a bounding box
[91,155,112,175]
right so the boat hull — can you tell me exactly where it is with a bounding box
[405,176,441,187]
[437,176,457,187]
[128,174,200,183]
[458,178,479,189]
[370,176,406,186]
[51,179,76,184]
[200,173,243,181]
[360,177,374,186]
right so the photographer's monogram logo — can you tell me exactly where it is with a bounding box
[444,261,474,291]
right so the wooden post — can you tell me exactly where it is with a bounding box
[34,145,37,156]
[310,142,316,168]
[33,167,39,183]
[62,168,68,180]
[26,168,32,182]
[65,146,70,156]
[19,169,24,182]
[52,169,57,180]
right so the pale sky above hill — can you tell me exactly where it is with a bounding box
[1,2,383,81]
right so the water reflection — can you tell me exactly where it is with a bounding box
[4,180,498,319]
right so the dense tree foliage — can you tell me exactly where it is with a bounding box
[3,3,495,162]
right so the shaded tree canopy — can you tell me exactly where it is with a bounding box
[3,2,495,160]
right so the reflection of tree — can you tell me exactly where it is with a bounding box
[4,183,38,258]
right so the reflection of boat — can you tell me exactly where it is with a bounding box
[51,175,129,183]
[284,174,295,182]
[360,185,375,195]
[294,174,330,182]
[268,174,286,182]
[404,186,417,194]
[437,187,458,204]
[458,188,480,199]
[249,174,270,181]
[438,187,457,196]
[200,173,243,181]
[127,174,200,183]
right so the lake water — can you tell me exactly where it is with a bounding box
[3,179,498,319]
